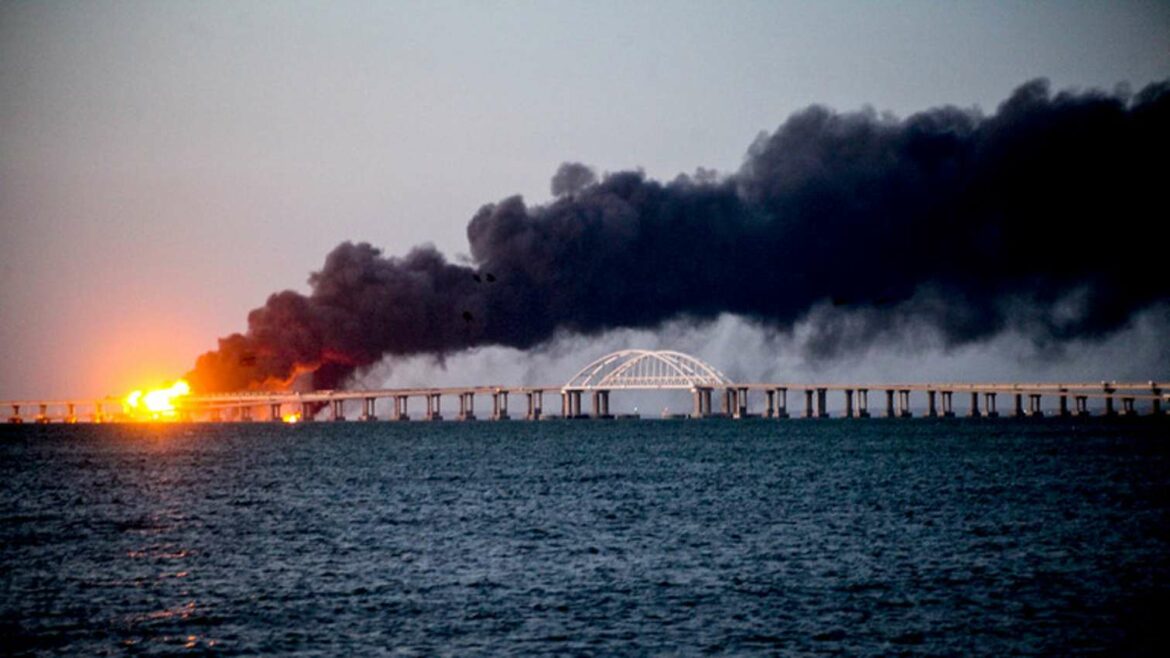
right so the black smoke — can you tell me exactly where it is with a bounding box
[187,79,1169,392]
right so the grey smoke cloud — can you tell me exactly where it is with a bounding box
[187,79,1169,392]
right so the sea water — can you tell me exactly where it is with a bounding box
[2,419,1168,656]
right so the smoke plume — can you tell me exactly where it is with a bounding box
[187,79,1169,392]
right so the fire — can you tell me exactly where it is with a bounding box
[124,380,191,420]
[282,412,302,424]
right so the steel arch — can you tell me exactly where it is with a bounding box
[563,350,733,391]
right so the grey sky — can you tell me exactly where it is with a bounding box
[2,0,1167,398]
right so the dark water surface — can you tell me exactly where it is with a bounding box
[2,419,1169,656]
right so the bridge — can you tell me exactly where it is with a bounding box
[2,349,1167,423]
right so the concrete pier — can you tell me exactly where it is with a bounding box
[805,389,816,418]
[458,392,476,421]
[984,392,998,418]
[1104,391,1117,416]
[691,387,714,419]
[525,390,542,420]
[360,397,377,421]
[1122,397,1137,416]
[1013,394,1025,418]
[394,395,410,421]
[1027,394,1043,418]
[430,393,443,421]
[330,399,345,421]
[844,389,854,418]
[492,390,510,420]
[591,390,612,419]
[815,388,829,418]
[884,390,896,418]
[968,392,981,417]
[926,390,937,417]
[775,388,789,418]
[897,390,912,418]
[1075,395,1090,417]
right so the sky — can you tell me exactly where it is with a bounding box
[2,0,1168,401]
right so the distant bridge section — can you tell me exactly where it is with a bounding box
[2,349,1168,423]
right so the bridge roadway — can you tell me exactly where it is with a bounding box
[3,381,1167,423]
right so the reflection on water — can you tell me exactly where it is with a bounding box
[2,419,1169,655]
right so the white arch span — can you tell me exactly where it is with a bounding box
[563,349,733,391]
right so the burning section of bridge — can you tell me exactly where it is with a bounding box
[123,380,191,421]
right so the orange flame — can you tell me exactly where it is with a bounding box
[124,380,190,420]
[282,412,302,424]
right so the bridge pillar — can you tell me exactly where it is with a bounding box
[270,403,282,422]
[241,406,253,422]
[844,389,854,418]
[897,390,912,418]
[425,393,442,421]
[1103,385,1117,416]
[775,388,789,418]
[723,388,734,417]
[526,391,542,420]
[66,403,77,424]
[856,388,870,418]
[361,397,377,421]
[1012,394,1024,418]
[591,390,611,419]
[816,388,829,418]
[764,389,775,418]
[968,392,980,417]
[36,404,49,424]
[805,389,816,418]
[1122,397,1137,416]
[1057,391,1070,417]
[300,402,314,421]
[8,404,20,423]
[884,390,896,418]
[738,387,748,418]
[984,392,998,418]
[394,396,409,421]
[1075,395,1089,417]
[687,386,716,416]
[926,390,937,417]
[494,391,511,420]
[940,391,953,417]
[1028,394,1043,417]
[93,401,106,423]
[1152,387,1163,416]
[457,392,472,421]
[591,390,611,418]
[331,399,345,421]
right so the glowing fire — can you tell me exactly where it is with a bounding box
[125,380,191,420]
[282,412,302,424]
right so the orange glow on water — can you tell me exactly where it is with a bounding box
[124,380,190,420]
